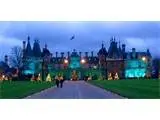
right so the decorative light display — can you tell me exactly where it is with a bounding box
[37,73,41,81]
[125,60,147,78]
[69,57,80,69]
[46,73,52,82]
[108,73,112,80]
[114,72,119,80]
[0,74,5,81]
[88,76,92,80]
[125,69,146,78]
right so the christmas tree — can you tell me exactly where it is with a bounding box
[114,72,119,80]
[108,73,112,80]
[46,73,52,82]
[37,73,41,81]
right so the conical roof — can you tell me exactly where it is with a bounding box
[25,36,33,57]
[33,39,41,57]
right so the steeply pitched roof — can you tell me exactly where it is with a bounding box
[25,36,33,57]
[98,43,107,56]
[71,49,79,57]
[33,40,41,57]
[107,38,120,59]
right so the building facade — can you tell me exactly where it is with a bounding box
[21,36,152,80]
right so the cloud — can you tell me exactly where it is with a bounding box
[0,35,22,60]
[0,21,159,59]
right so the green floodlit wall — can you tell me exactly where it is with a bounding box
[23,59,42,75]
[69,57,80,69]
[49,68,101,80]
[125,59,147,78]
[125,69,146,78]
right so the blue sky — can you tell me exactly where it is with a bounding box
[0,21,159,60]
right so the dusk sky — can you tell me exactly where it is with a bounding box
[0,21,159,60]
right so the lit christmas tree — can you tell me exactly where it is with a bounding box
[37,73,41,81]
[46,73,52,82]
[114,72,119,80]
[108,73,112,80]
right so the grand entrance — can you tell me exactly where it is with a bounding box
[71,70,79,81]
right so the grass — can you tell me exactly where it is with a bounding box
[88,79,160,99]
[0,81,55,99]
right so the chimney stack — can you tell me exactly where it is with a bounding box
[132,48,136,52]
[91,51,94,57]
[122,44,126,53]
[67,51,70,58]
[132,48,136,59]
[61,52,64,58]
[56,52,58,58]
[4,55,8,65]
[85,52,88,57]
[79,52,82,57]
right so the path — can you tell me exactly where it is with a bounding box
[26,81,124,99]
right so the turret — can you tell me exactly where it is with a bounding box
[147,49,151,57]
[23,41,26,50]
[132,48,136,59]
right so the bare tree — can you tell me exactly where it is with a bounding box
[10,46,23,69]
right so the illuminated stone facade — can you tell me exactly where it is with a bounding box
[21,36,152,80]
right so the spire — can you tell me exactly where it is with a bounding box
[45,43,47,49]
[107,37,120,59]
[110,37,113,43]
[113,36,116,42]
[147,48,151,57]
[27,36,30,42]
[119,41,121,48]
[102,41,104,48]
[25,36,32,57]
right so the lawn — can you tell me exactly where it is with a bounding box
[0,81,55,99]
[88,79,160,99]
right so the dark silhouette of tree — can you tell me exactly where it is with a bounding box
[10,46,23,69]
